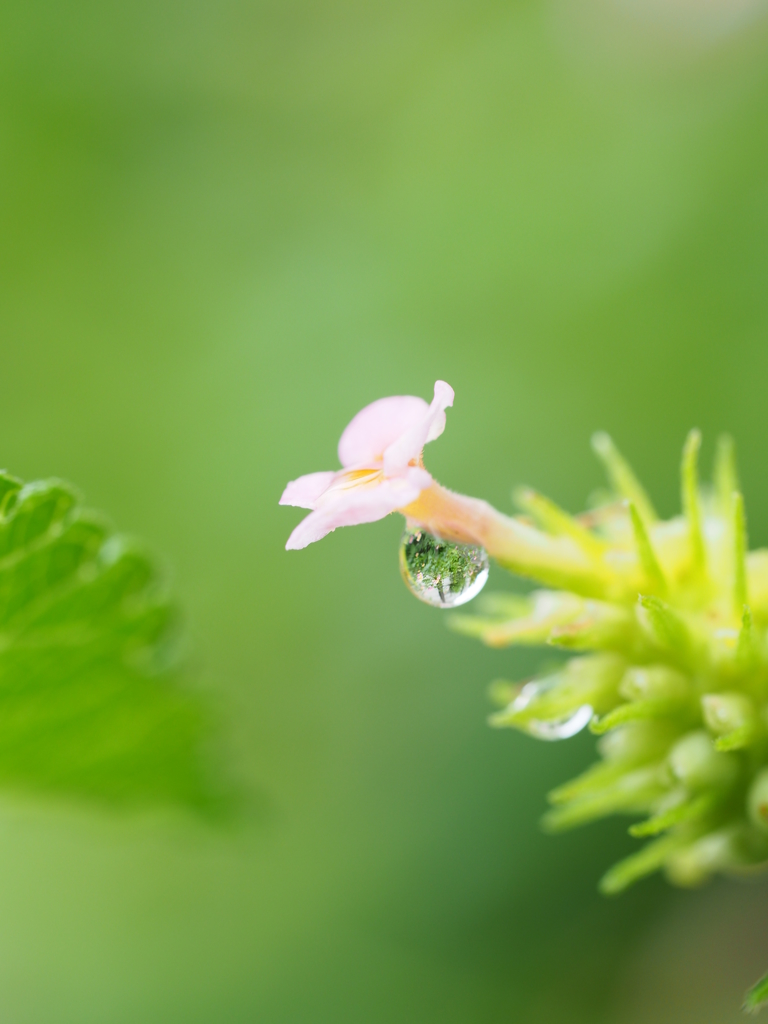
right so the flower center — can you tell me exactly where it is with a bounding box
[319,468,383,504]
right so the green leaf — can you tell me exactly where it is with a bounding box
[0,473,228,815]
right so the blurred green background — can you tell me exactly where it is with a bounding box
[3,0,768,1020]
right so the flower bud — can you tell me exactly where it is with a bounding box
[701,692,756,736]
[748,768,768,833]
[619,666,689,702]
[665,828,740,887]
[597,719,680,763]
[668,731,739,791]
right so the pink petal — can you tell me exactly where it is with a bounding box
[337,395,430,469]
[279,471,336,510]
[285,468,430,550]
[285,512,337,550]
[382,380,454,476]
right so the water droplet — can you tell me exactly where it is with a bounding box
[399,528,489,608]
[526,704,594,740]
[510,678,593,740]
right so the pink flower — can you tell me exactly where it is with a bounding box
[280,381,455,550]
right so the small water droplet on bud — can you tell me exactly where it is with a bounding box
[510,678,593,740]
[525,704,594,740]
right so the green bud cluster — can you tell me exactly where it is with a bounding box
[452,432,768,906]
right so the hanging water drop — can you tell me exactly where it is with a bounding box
[526,705,594,740]
[399,527,489,608]
[509,678,593,741]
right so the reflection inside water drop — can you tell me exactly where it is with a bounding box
[400,528,489,608]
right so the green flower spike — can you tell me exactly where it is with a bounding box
[453,431,768,1013]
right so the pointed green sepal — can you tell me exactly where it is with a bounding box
[628,502,667,597]
[598,834,686,895]
[737,606,758,666]
[629,790,720,837]
[514,487,606,561]
[714,727,758,752]
[734,491,748,613]
[636,595,694,666]
[548,600,639,653]
[542,764,666,833]
[591,433,658,526]
[451,590,583,648]
[590,697,691,735]
[744,971,768,1015]
[681,429,706,576]
[713,434,739,522]
[547,760,628,805]
[0,471,22,513]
